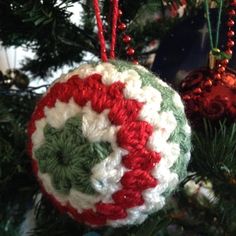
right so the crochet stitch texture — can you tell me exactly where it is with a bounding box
[28,60,191,227]
[35,115,112,195]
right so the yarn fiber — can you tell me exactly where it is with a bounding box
[28,60,191,227]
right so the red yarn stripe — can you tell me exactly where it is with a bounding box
[112,189,144,208]
[107,81,125,100]
[110,0,119,59]
[122,150,161,171]
[96,203,127,220]
[108,99,143,125]
[117,121,153,152]
[28,73,161,226]
[93,0,108,61]
[81,209,107,226]
[93,0,119,60]
[121,170,158,190]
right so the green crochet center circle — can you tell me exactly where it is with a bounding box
[34,115,112,195]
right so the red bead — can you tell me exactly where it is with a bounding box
[223,96,229,102]
[118,22,127,31]
[126,47,135,56]
[182,95,191,101]
[230,1,236,7]
[227,30,235,37]
[226,49,233,55]
[227,39,235,48]
[118,9,123,17]
[203,79,213,89]
[217,66,226,73]
[228,9,236,17]
[193,87,202,95]
[214,73,221,80]
[221,59,229,66]
[122,34,132,43]
[227,19,235,27]
[132,60,139,65]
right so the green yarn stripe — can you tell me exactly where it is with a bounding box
[34,115,112,195]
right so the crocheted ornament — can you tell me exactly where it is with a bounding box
[28,60,191,227]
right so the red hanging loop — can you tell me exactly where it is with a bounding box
[93,0,108,62]
[93,0,119,61]
[110,0,119,59]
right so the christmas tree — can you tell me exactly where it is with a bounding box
[1,1,236,235]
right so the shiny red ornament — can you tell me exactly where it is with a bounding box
[230,1,236,7]
[180,67,236,124]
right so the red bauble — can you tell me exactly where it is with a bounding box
[180,67,236,124]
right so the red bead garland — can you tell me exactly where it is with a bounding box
[117,9,138,63]
[214,1,236,79]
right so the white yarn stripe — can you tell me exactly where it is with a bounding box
[155,77,170,88]
[32,118,47,152]
[91,149,126,197]
[184,123,191,135]
[44,98,81,129]
[173,93,185,111]
[81,104,116,144]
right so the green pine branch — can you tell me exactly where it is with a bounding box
[0,0,204,78]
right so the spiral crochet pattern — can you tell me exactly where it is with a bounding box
[28,60,191,227]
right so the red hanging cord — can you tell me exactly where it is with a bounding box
[110,0,119,59]
[93,0,108,61]
[93,0,119,61]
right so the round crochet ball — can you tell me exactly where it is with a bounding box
[28,60,191,227]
